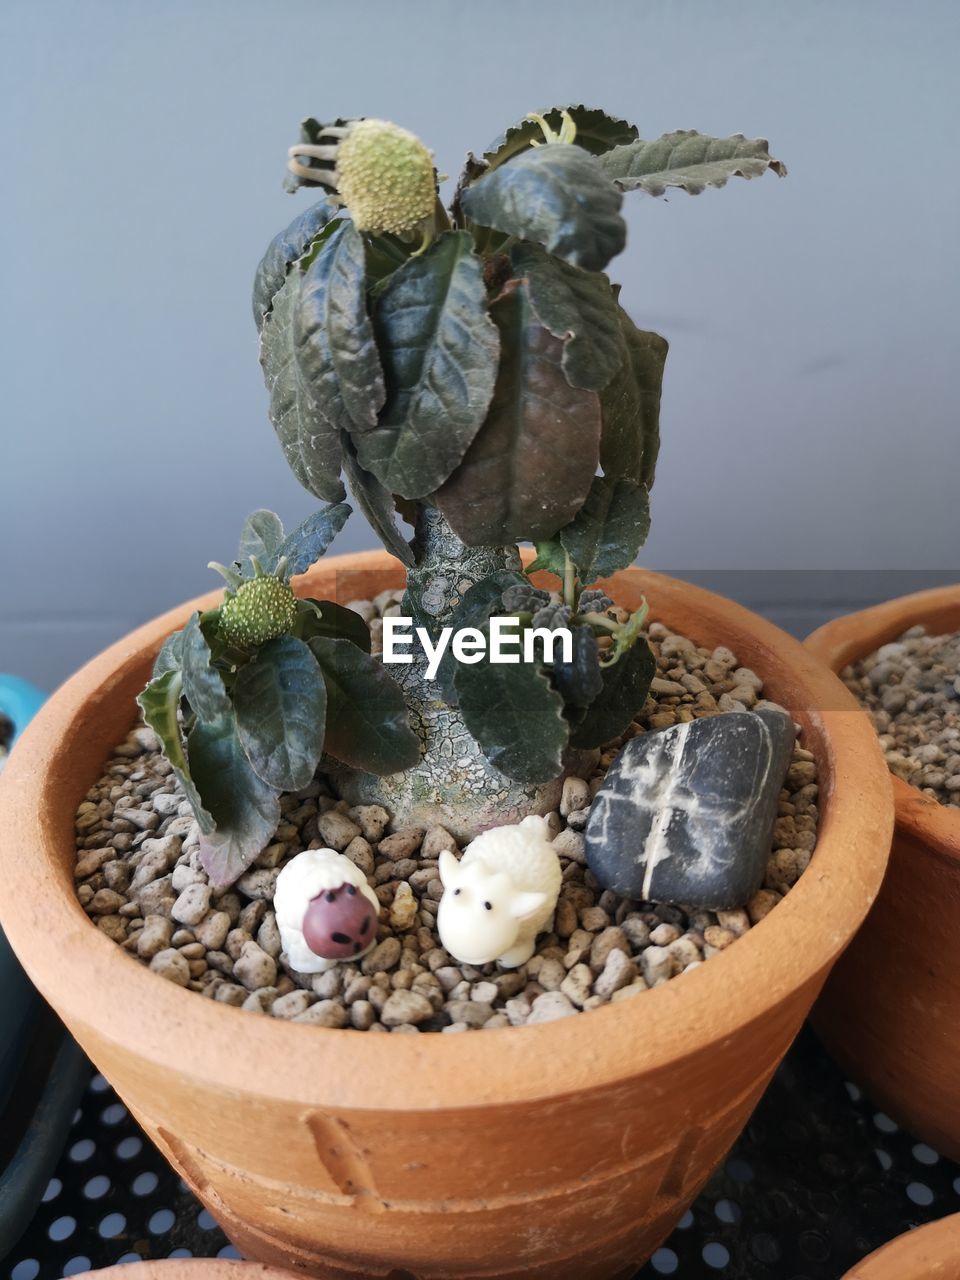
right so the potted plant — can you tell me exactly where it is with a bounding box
[807,586,960,1160]
[843,1211,960,1279]
[0,107,893,1280]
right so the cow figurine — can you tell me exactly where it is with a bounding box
[273,848,380,974]
[437,815,562,968]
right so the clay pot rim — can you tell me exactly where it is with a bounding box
[843,1210,960,1277]
[806,585,960,867]
[72,1262,299,1280]
[0,552,893,1112]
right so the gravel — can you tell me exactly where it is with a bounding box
[842,624,960,808]
[71,597,820,1032]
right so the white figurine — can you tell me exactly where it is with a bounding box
[437,815,562,968]
[273,848,381,974]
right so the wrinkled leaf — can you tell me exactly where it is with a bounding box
[152,631,184,680]
[355,232,499,498]
[484,106,639,167]
[237,510,285,576]
[600,310,668,487]
[232,636,327,791]
[260,266,346,502]
[510,242,625,391]
[137,670,214,834]
[341,432,415,566]
[189,712,282,888]
[570,639,655,749]
[553,624,604,707]
[294,598,371,653]
[308,636,420,774]
[559,476,651,582]
[455,648,568,784]
[180,612,232,722]
[296,221,385,435]
[252,197,340,328]
[431,569,527,707]
[599,131,786,197]
[461,146,625,273]
[272,502,352,576]
[436,279,600,544]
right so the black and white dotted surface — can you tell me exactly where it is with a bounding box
[5,1027,958,1280]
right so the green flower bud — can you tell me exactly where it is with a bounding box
[335,119,435,236]
[220,576,297,650]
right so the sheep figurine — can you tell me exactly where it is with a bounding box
[273,848,380,974]
[437,815,562,968]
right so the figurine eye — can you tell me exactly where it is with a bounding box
[325,891,337,903]
[346,885,356,895]
[453,888,461,896]
[484,901,492,911]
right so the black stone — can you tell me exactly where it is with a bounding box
[585,709,797,910]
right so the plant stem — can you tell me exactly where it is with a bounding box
[563,551,577,611]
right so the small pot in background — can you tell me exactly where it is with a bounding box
[843,1211,960,1278]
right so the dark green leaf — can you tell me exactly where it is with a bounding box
[237,510,285,576]
[525,540,566,578]
[252,198,340,329]
[436,279,601,544]
[510,242,626,391]
[455,649,568,784]
[598,131,786,197]
[483,106,639,167]
[569,639,655,750]
[355,232,499,498]
[341,432,415,566]
[271,503,351,576]
[461,146,625,273]
[308,636,420,775]
[232,636,327,791]
[259,266,346,502]
[152,631,183,680]
[294,598,371,653]
[189,712,282,888]
[296,221,385,435]
[553,624,604,707]
[430,570,527,707]
[600,310,668,487]
[180,612,232,722]
[137,670,214,834]
[559,476,651,583]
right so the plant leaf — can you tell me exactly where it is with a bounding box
[237,510,285,576]
[430,570,527,707]
[354,231,499,498]
[553,624,604,708]
[232,636,327,791]
[271,502,351,576]
[510,242,625,391]
[600,310,668,487]
[483,106,639,168]
[294,599,371,653]
[559,476,650,583]
[525,540,566,578]
[461,146,625,273]
[259,266,346,503]
[152,631,184,680]
[189,712,282,888]
[599,131,786,197]
[569,639,655,749]
[308,636,421,775]
[296,221,385,434]
[137,670,214,835]
[341,431,415,566]
[436,279,601,544]
[252,197,340,328]
[180,612,232,722]
[455,648,568,784]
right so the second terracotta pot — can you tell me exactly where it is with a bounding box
[807,586,960,1161]
[0,554,893,1280]
[843,1213,960,1278]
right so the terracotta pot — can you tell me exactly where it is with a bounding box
[72,1262,299,1280]
[0,553,893,1280]
[806,586,960,1160]
[843,1212,960,1278]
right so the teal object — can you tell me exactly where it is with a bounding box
[0,676,90,1259]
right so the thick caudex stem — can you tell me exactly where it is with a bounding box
[330,508,593,840]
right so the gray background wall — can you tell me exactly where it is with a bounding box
[2,0,957,691]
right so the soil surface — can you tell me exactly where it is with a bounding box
[842,625,960,809]
[72,597,820,1031]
